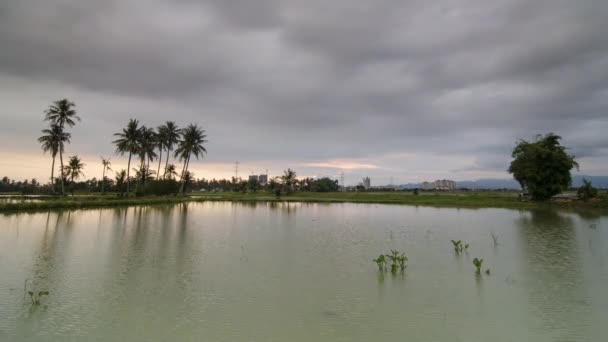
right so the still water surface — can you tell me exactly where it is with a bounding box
[1,202,607,341]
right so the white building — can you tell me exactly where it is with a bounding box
[362,177,371,189]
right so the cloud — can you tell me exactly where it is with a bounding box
[300,160,381,170]
[1,0,607,183]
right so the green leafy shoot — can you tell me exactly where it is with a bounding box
[373,254,387,271]
[473,258,484,274]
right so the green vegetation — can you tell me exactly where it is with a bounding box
[2,190,607,213]
[450,240,469,253]
[473,258,483,274]
[373,249,407,274]
[577,179,598,202]
[509,133,578,200]
[373,255,387,271]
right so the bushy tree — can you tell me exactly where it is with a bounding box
[577,179,598,202]
[508,133,578,200]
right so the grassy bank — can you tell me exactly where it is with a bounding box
[2,190,607,213]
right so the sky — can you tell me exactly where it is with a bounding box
[1,0,607,186]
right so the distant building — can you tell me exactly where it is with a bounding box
[420,179,456,191]
[421,181,434,190]
[362,177,371,190]
[258,174,268,186]
[248,175,259,183]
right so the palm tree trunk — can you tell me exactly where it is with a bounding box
[164,148,171,179]
[59,149,65,196]
[126,152,132,196]
[157,148,162,180]
[50,155,56,192]
[179,154,191,194]
[101,166,106,194]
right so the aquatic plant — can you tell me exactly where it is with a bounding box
[485,268,491,275]
[374,249,407,274]
[28,291,49,306]
[473,258,483,274]
[397,254,408,271]
[451,240,469,253]
[373,254,387,271]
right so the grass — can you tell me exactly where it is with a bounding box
[1,190,607,213]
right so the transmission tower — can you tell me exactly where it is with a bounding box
[234,161,239,180]
[340,171,345,191]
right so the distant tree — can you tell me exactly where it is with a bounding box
[115,169,127,197]
[508,133,578,200]
[577,179,598,202]
[174,124,207,194]
[138,126,157,183]
[165,163,178,180]
[160,121,181,179]
[101,157,112,194]
[113,119,141,195]
[38,124,70,192]
[64,155,85,183]
[248,178,260,192]
[280,169,297,194]
[268,177,283,197]
[44,99,80,196]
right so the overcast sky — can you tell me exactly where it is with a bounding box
[1,0,607,185]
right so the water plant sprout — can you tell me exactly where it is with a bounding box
[451,240,469,253]
[473,258,483,274]
[373,254,387,271]
[373,249,407,274]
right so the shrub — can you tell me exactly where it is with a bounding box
[140,179,180,196]
[577,179,598,202]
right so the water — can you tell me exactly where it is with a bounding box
[1,202,607,341]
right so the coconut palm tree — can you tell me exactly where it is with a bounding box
[43,99,80,196]
[113,119,141,195]
[115,169,127,197]
[138,126,157,180]
[38,124,70,192]
[174,124,207,194]
[160,121,180,179]
[155,125,167,179]
[165,164,178,180]
[101,157,112,194]
[64,155,85,183]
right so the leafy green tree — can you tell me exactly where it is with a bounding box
[113,119,141,195]
[174,124,207,194]
[280,169,297,194]
[577,179,598,202]
[38,124,70,192]
[508,133,578,200]
[248,178,260,192]
[44,99,80,196]
[101,157,112,194]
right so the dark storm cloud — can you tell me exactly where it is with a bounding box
[1,0,607,180]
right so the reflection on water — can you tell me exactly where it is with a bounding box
[0,202,607,341]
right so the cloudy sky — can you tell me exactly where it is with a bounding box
[1,0,607,185]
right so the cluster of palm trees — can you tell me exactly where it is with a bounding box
[113,119,207,195]
[38,99,80,196]
[38,98,208,197]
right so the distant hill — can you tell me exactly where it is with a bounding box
[399,175,608,190]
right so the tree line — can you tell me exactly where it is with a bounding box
[37,99,207,196]
[26,100,601,201]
